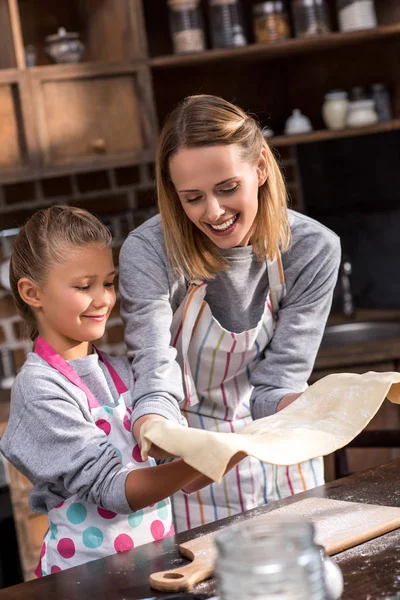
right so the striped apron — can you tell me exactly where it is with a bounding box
[170,252,324,532]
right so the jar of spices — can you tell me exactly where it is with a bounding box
[337,0,377,32]
[253,2,290,43]
[215,518,333,600]
[167,0,206,54]
[208,0,247,49]
[292,0,331,38]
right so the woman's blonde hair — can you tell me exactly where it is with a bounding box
[9,205,112,341]
[156,94,291,280]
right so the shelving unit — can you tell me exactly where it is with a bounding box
[150,23,400,69]
[0,0,399,183]
[270,118,400,147]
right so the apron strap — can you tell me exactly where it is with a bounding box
[35,337,127,411]
[267,251,286,316]
[95,348,128,395]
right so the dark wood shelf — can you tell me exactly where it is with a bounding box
[270,118,400,147]
[150,23,400,69]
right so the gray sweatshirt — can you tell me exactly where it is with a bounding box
[0,352,135,514]
[119,210,341,423]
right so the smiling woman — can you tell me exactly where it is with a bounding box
[119,94,341,534]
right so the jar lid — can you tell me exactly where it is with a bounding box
[324,90,348,100]
[45,27,79,42]
[253,2,276,15]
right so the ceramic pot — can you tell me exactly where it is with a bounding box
[322,90,349,130]
[346,99,378,128]
[45,27,85,64]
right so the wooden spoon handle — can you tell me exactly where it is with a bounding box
[149,558,214,592]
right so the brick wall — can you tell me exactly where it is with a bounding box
[0,164,158,379]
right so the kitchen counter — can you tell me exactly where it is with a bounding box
[0,459,399,599]
[315,309,400,371]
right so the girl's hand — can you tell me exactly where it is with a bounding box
[276,392,302,412]
[182,451,248,494]
[133,414,178,460]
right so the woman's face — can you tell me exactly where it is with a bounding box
[169,144,267,249]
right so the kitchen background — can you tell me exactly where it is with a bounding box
[0,0,400,588]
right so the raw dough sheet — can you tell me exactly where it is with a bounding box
[140,371,400,482]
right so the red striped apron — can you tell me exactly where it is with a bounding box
[170,252,324,532]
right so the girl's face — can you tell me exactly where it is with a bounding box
[32,245,116,359]
[170,144,267,249]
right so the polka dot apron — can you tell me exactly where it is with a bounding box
[170,252,324,532]
[34,337,173,576]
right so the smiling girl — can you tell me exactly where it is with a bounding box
[0,205,209,575]
[119,94,341,533]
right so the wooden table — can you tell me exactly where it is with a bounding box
[0,460,399,599]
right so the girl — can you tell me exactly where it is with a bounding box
[119,94,341,532]
[0,205,208,575]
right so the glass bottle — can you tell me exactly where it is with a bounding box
[292,0,331,38]
[371,83,392,123]
[208,0,247,49]
[167,0,206,54]
[215,517,329,600]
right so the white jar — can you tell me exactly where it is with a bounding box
[346,99,378,128]
[322,90,349,130]
[338,0,377,32]
[284,109,313,135]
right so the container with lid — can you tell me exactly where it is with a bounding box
[252,1,290,43]
[215,518,335,600]
[346,99,378,128]
[167,0,206,54]
[337,0,377,32]
[292,0,331,38]
[45,27,85,64]
[208,0,247,49]
[322,90,349,130]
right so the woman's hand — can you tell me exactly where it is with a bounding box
[276,392,302,412]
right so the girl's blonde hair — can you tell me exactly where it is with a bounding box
[9,205,112,341]
[156,94,291,280]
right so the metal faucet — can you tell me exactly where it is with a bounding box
[340,258,355,318]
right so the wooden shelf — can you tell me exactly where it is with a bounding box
[270,119,400,147]
[150,23,400,69]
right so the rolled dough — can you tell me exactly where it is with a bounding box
[140,371,400,483]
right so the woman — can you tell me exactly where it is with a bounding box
[119,94,341,532]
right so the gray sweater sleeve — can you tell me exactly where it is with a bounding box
[1,372,132,514]
[250,222,341,419]
[119,233,186,426]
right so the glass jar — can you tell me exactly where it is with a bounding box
[208,0,247,49]
[346,99,378,128]
[215,517,328,600]
[337,0,377,32]
[292,0,331,38]
[253,1,290,43]
[167,0,206,54]
[322,90,349,130]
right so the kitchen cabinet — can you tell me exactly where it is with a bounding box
[0,0,400,182]
[29,63,156,171]
[0,0,157,182]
